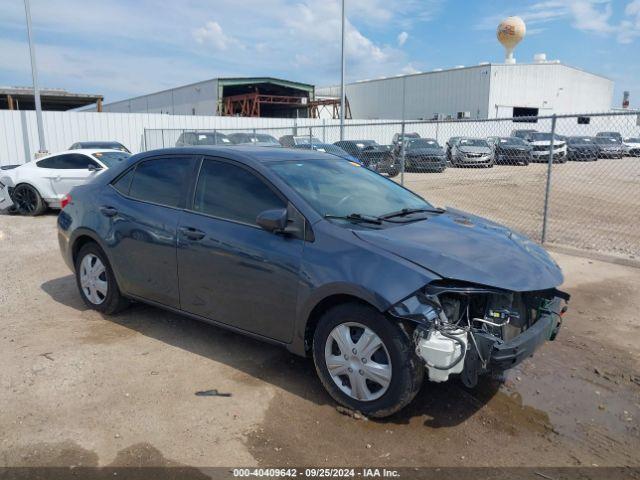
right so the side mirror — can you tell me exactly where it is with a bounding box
[257,208,288,233]
[88,164,103,172]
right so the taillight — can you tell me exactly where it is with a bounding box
[61,193,72,209]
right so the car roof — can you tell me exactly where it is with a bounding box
[37,148,128,159]
[137,145,337,165]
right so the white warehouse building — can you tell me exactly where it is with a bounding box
[317,61,613,120]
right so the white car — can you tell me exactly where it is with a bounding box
[623,137,640,157]
[525,132,567,163]
[0,149,130,215]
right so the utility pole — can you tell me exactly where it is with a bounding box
[24,0,47,157]
[339,0,346,140]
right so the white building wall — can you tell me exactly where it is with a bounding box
[488,64,613,118]
[103,79,219,116]
[319,63,613,120]
[318,66,492,120]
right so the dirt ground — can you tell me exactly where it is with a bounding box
[1,213,639,472]
[403,158,640,259]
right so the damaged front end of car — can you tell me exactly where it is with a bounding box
[389,281,570,387]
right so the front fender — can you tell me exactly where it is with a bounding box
[289,222,441,355]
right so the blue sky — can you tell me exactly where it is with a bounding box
[1,0,639,108]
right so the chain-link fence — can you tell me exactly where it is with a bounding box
[144,111,640,259]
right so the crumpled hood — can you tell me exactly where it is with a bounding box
[354,208,563,292]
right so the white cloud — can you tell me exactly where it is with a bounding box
[193,21,235,50]
[397,31,409,46]
[0,0,442,100]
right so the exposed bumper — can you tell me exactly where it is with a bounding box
[461,295,566,386]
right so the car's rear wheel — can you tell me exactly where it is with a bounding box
[313,303,424,418]
[13,184,46,216]
[386,167,399,178]
[75,242,129,314]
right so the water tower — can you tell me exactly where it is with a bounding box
[497,16,526,64]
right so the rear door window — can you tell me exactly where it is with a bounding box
[128,156,195,208]
[192,158,285,225]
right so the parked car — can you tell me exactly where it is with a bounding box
[70,141,130,153]
[391,132,421,158]
[445,136,462,162]
[486,137,532,165]
[292,143,361,163]
[510,129,538,141]
[623,137,640,157]
[594,136,625,159]
[566,136,599,161]
[450,138,494,167]
[227,133,281,147]
[279,135,322,147]
[333,140,399,177]
[596,131,623,142]
[57,146,568,417]
[176,131,231,147]
[0,149,130,215]
[524,132,567,163]
[401,138,447,172]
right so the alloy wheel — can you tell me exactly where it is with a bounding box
[14,186,37,214]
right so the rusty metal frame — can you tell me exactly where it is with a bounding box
[221,91,309,117]
[309,98,351,119]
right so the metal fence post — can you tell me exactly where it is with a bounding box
[161,129,165,148]
[309,127,313,145]
[322,119,326,143]
[399,120,406,186]
[541,115,557,244]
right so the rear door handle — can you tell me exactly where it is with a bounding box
[179,226,206,241]
[99,206,118,217]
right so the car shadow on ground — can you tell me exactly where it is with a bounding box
[41,275,501,427]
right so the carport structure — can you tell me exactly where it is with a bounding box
[0,86,103,111]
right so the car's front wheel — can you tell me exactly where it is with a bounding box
[12,184,46,216]
[75,242,129,314]
[313,303,424,418]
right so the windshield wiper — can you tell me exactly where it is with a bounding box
[380,207,445,220]
[324,213,382,225]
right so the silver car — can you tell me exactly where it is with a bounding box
[450,138,494,167]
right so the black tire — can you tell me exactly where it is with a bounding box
[312,303,424,418]
[12,183,46,216]
[75,242,129,315]
[522,160,530,166]
[386,168,399,178]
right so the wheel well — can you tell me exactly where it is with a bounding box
[13,182,41,196]
[72,235,98,264]
[304,294,378,355]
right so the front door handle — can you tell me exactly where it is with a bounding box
[179,226,206,241]
[99,206,118,217]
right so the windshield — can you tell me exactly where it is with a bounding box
[267,159,430,218]
[529,133,563,142]
[406,138,440,149]
[293,136,321,145]
[458,138,488,147]
[498,137,527,146]
[92,151,131,168]
[594,137,621,145]
[568,137,594,145]
[255,134,280,144]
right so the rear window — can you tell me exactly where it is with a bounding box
[92,151,131,168]
[127,156,194,208]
